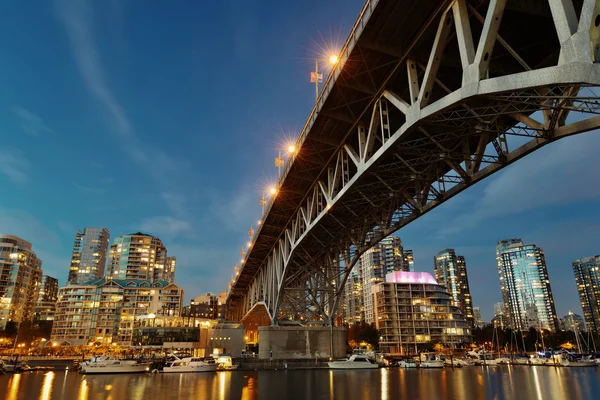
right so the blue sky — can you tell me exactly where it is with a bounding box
[1,1,599,322]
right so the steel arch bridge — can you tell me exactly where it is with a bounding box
[227,0,600,328]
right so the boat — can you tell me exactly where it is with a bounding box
[398,360,417,368]
[163,357,218,373]
[80,356,151,374]
[494,357,511,365]
[558,354,597,368]
[1,359,30,373]
[444,358,472,367]
[328,354,379,369]
[418,353,444,368]
[214,354,239,371]
[467,351,497,366]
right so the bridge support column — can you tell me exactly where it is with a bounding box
[258,326,346,360]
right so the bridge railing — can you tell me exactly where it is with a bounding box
[232,0,379,294]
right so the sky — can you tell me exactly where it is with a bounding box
[1,1,599,322]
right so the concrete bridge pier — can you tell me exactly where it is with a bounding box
[258,326,346,360]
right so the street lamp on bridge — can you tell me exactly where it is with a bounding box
[311,53,340,102]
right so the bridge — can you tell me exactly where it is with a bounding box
[226,0,600,357]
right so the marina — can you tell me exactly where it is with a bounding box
[1,366,599,400]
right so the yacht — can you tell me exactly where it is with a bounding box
[328,354,379,369]
[214,354,239,371]
[418,353,444,368]
[163,357,218,373]
[467,351,497,366]
[444,357,472,367]
[399,360,417,368]
[559,355,597,367]
[80,356,151,374]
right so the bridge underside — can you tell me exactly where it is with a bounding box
[228,0,600,327]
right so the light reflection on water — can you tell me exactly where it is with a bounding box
[0,367,599,399]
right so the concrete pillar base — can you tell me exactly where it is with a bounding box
[258,325,346,360]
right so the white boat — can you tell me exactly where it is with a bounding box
[467,351,497,366]
[445,358,472,367]
[80,356,150,374]
[163,357,217,373]
[399,360,417,368]
[328,354,379,369]
[419,353,444,368]
[214,354,239,371]
[558,355,597,368]
[495,357,511,365]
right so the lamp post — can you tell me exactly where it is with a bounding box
[311,54,340,102]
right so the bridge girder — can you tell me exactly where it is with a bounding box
[227,0,600,325]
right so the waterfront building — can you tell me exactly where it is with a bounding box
[346,236,413,324]
[0,234,43,329]
[32,275,59,323]
[572,256,600,334]
[107,233,175,283]
[496,239,559,332]
[560,312,586,332]
[373,271,471,355]
[67,227,110,285]
[186,292,227,320]
[51,277,183,346]
[433,249,474,327]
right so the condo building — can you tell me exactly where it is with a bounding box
[51,277,183,346]
[433,249,474,327]
[496,239,559,332]
[67,227,110,285]
[372,271,471,355]
[107,233,175,283]
[0,234,43,329]
[572,256,600,334]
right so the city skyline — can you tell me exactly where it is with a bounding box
[2,0,600,323]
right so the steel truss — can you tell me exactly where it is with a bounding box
[230,0,600,326]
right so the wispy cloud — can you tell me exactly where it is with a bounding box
[13,106,53,137]
[73,182,105,194]
[56,0,131,137]
[57,221,77,234]
[436,133,600,238]
[55,0,185,176]
[0,147,30,183]
[140,216,193,238]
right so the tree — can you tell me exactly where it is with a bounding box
[346,322,379,349]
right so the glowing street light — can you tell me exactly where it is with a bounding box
[269,187,278,196]
[275,144,297,177]
[311,53,340,102]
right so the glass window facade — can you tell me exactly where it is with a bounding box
[572,256,600,334]
[496,239,559,332]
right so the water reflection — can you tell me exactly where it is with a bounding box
[0,367,599,399]
[6,373,20,400]
[39,372,54,400]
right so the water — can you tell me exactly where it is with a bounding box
[1,367,599,400]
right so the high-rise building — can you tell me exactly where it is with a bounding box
[373,271,471,355]
[342,271,364,324]
[107,233,175,283]
[434,249,474,327]
[560,312,586,332]
[473,307,484,328]
[33,275,59,323]
[346,236,413,324]
[572,256,600,334]
[67,227,110,285]
[496,239,559,332]
[51,277,183,346]
[0,234,43,329]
